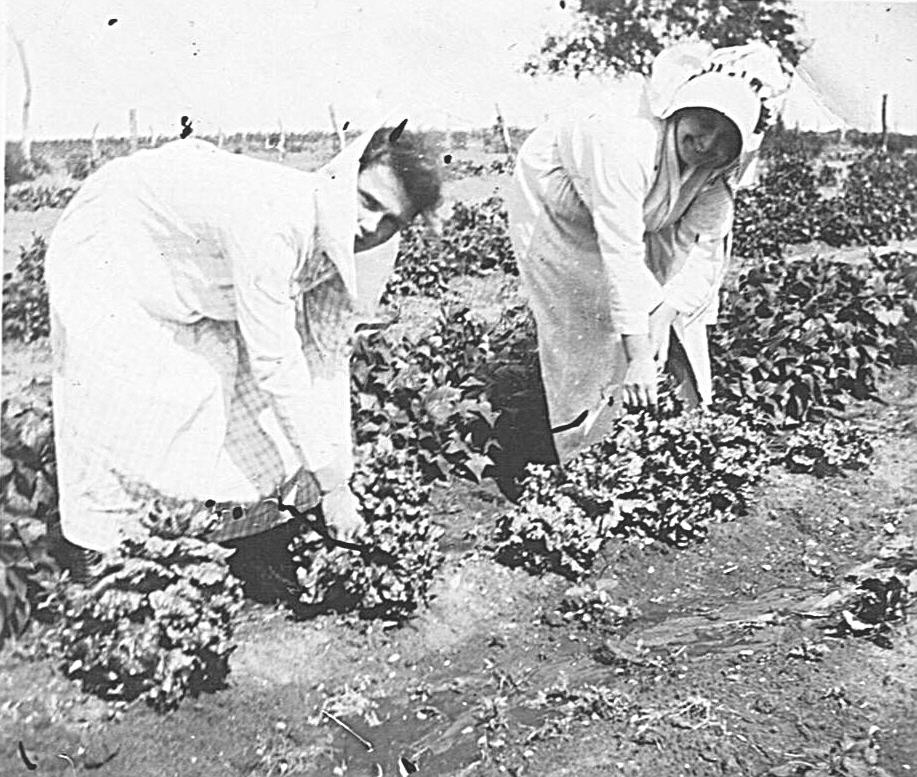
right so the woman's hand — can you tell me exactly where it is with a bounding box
[649,301,678,365]
[620,333,659,411]
[321,483,363,540]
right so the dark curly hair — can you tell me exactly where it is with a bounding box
[359,122,442,215]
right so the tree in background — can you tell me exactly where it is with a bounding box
[524,0,807,77]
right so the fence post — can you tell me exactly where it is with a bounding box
[494,102,513,155]
[880,93,888,151]
[129,108,139,153]
[11,33,33,164]
[328,103,346,153]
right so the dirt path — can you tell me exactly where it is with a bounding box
[2,368,915,776]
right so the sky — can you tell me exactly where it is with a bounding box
[2,0,916,140]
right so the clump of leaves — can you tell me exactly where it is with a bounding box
[781,420,873,477]
[4,184,78,212]
[350,303,499,484]
[4,146,52,187]
[0,387,60,647]
[495,399,768,578]
[40,502,243,711]
[0,522,58,649]
[2,234,51,343]
[495,464,612,580]
[1,386,58,522]
[733,150,822,258]
[549,583,634,630]
[289,443,444,621]
[64,152,96,181]
[711,254,913,422]
[383,197,516,301]
[525,678,631,744]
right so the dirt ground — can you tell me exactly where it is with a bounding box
[2,169,916,776]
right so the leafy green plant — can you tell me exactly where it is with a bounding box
[350,303,499,483]
[383,197,516,301]
[2,234,51,343]
[733,150,822,258]
[41,503,243,711]
[780,420,873,477]
[289,443,443,621]
[0,522,58,649]
[4,184,78,211]
[4,146,52,187]
[494,399,768,578]
[1,386,57,520]
[711,255,913,422]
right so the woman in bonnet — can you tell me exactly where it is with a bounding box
[507,41,791,462]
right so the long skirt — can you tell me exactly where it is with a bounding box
[505,129,714,463]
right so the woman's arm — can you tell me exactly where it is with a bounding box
[568,121,665,407]
[230,230,354,494]
[662,177,734,318]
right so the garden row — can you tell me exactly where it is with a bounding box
[2,148,916,711]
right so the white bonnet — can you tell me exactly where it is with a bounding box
[648,41,793,153]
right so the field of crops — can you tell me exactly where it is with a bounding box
[2,134,917,776]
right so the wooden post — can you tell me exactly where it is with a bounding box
[328,103,346,153]
[217,127,225,148]
[277,120,286,162]
[11,33,33,164]
[90,122,100,168]
[880,93,888,151]
[494,102,513,155]
[129,108,139,153]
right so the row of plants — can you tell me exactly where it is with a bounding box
[4,184,78,212]
[3,234,50,343]
[382,149,916,308]
[733,149,917,257]
[445,156,515,180]
[493,249,917,579]
[382,197,516,300]
[3,179,916,713]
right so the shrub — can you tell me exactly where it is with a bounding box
[819,153,917,247]
[0,388,60,648]
[2,234,50,342]
[41,502,243,711]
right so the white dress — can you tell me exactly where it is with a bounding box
[46,136,397,550]
[506,86,735,461]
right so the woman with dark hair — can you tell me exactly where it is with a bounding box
[507,42,791,462]
[46,122,441,562]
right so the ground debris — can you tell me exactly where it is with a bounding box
[760,726,894,777]
[795,536,917,646]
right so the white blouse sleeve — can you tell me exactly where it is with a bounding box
[229,229,353,488]
[568,125,664,335]
[662,178,734,317]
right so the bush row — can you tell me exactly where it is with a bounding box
[733,150,917,257]
[383,197,516,301]
[4,184,78,212]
